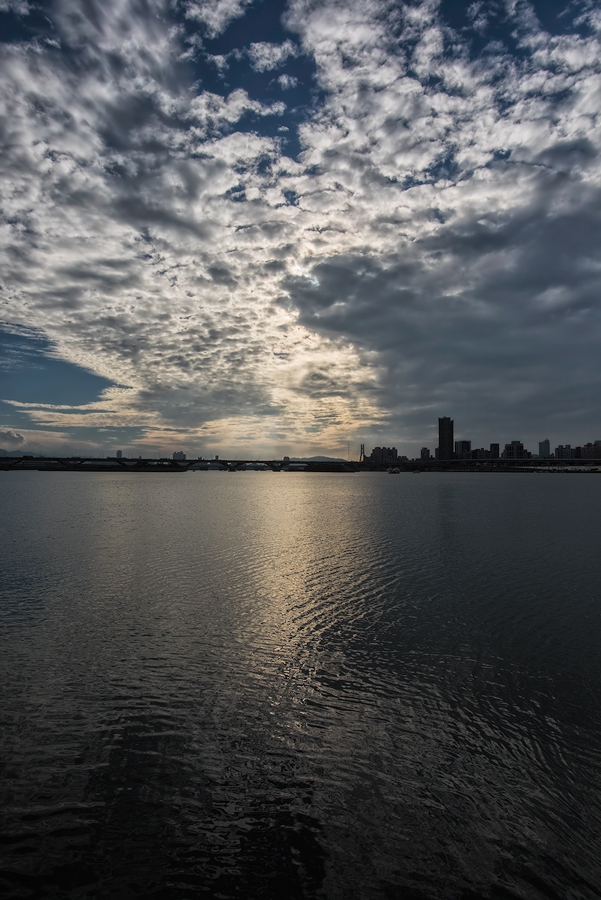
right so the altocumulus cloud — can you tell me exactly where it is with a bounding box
[1,0,600,456]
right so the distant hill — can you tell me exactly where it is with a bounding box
[0,450,45,457]
[291,457,347,462]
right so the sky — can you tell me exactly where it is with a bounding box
[1,0,601,459]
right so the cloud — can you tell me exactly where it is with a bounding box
[181,0,254,38]
[0,429,25,447]
[1,0,601,455]
[276,0,601,442]
[248,40,298,72]
[278,74,298,90]
[0,0,30,12]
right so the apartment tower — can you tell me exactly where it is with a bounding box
[438,417,454,461]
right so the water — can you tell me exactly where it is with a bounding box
[1,471,601,899]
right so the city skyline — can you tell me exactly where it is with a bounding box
[2,0,601,459]
[5,427,601,462]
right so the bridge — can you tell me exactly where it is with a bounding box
[2,456,600,473]
[0,456,360,473]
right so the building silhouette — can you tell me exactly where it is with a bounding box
[502,441,530,460]
[370,446,398,465]
[364,417,601,468]
[438,417,454,460]
[581,442,601,458]
[455,440,471,459]
[173,451,186,460]
[554,444,572,460]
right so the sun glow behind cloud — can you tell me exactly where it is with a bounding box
[1,0,601,456]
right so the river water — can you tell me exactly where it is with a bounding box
[1,471,601,899]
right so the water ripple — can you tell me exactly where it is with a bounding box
[2,472,601,898]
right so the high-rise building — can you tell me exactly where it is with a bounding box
[454,440,471,459]
[116,450,122,459]
[489,443,499,458]
[173,451,186,460]
[539,439,550,458]
[502,441,530,459]
[420,447,430,459]
[554,445,572,459]
[580,442,601,459]
[438,417,454,460]
[370,447,398,465]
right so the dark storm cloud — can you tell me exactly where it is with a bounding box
[284,167,601,442]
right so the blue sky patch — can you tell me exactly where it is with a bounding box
[0,328,116,406]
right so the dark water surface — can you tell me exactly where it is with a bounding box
[1,471,601,899]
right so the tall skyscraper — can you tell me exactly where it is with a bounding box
[438,417,454,460]
[539,439,550,458]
